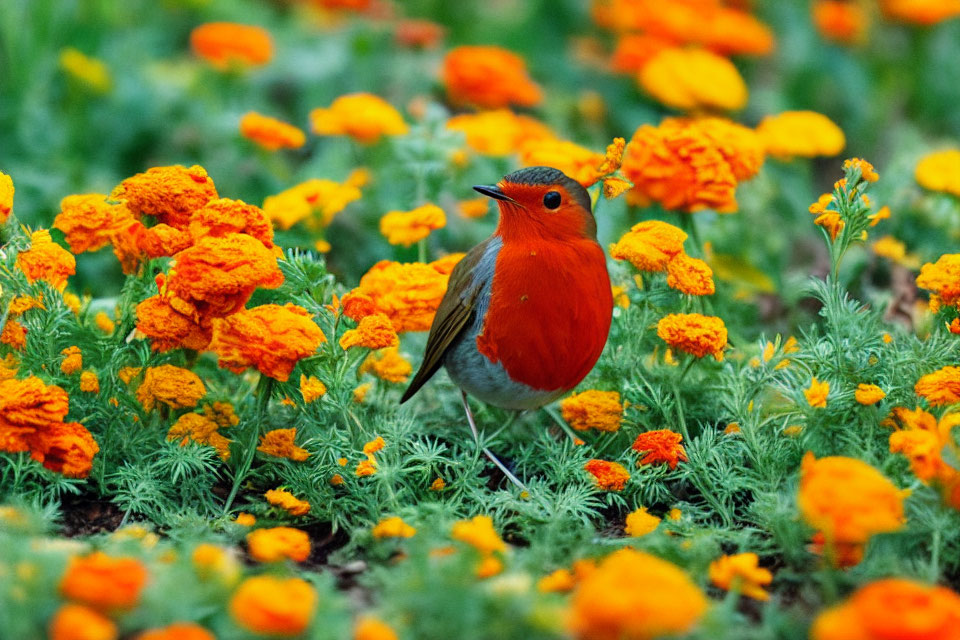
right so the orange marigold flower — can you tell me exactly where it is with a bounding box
[53,194,134,254]
[339,313,399,351]
[639,47,748,112]
[537,568,577,593]
[446,110,554,156]
[7,294,44,316]
[1,319,27,350]
[886,406,959,488]
[518,139,606,188]
[0,171,13,224]
[352,256,464,332]
[340,291,378,321]
[568,547,707,640]
[263,177,362,230]
[258,428,309,461]
[29,421,98,478]
[813,0,869,44]
[94,311,114,335]
[798,452,908,553]
[666,253,715,296]
[915,366,960,406]
[265,488,311,516]
[310,93,408,144]
[430,477,446,491]
[190,22,273,70]
[167,412,231,460]
[811,578,960,640]
[394,18,445,48]
[60,551,148,611]
[709,552,772,601]
[187,198,275,248]
[111,165,217,230]
[624,507,660,537]
[844,157,879,182]
[609,220,687,272]
[235,512,256,526]
[451,515,506,554]
[135,623,215,640]
[80,370,99,393]
[917,254,960,307]
[915,149,960,197]
[881,0,960,24]
[584,459,630,491]
[136,365,206,412]
[458,198,489,219]
[135,294,212,353]
[632,429,687,469]
[359,347,412,383]
[353,383,372,406]
[621,122,738,213]
[756,111,846,160]
[442,45,542,109]
[355,617,399,640]
[476,555,503,578]
[210,304,325,382]
[657,313,727,360]
[561,390,625,432]
[48,604,118,640]
[230,575,316,636]
[372,516,417,539]
[379,203,446,247]
[300,374,327,403]
[247,526,311,563]
[16,229,76,291]
[855,383,886,405]
[239,111,305,151]
[804,377,830,408]
[610,33,674,73]
[58,346,83,376]
[664,116,766,181]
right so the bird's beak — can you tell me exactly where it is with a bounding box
[473,184,520,206]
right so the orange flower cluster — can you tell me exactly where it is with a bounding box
[624,507,660,537]
[915,149,960,197]
[247,526,311,563]
[756,111,846,160]
[16,229,76,291]
[915,365,960,406]
[190,22,273,70]
[49,603,117,640]
[584,459,630,491]
[561,390,625,432]
[356,436,386,476]
[53,194,134,255]
[257,427,309,461]
[708,553,772,601]
[136,623,215,640]
[310,93,408,144]
[446,110,554,156]
[568,548,707,640]
[441,46,542,109]
[656,313,727,360]
[804,377,830,408]
[340,313,399,351]
[372,516,417,539]
[917,254,960,308]
[60,346,83,375]
[136,365,206,412]
[355,618,400,640]
[263,174,364,230]
[0,376,99,478]
[300,374,327,403]
[209,303,325,382]
[639,48,748,112]
[265,488,311,516]
[379,203,446,247]
[112,164,218,230]
[811,578,960,640]
[451,514,506,577]
[167,412,231,459]
[230,575,316,636]
[239,111,306,151]
[632,429,687,469]
[797,452,908,566]
[610,220,686,272]
[855,383,886,405]
[813,0,869,44]
[881,0,960,25]
[359,348,412,383]
[887,406,960,508]
[60,551,148,610]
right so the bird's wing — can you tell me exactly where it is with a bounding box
[400,238,496,404]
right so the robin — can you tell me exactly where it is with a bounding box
[401,166,613,487]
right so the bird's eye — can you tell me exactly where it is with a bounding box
[543,191,562,209]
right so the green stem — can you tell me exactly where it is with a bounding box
[418,238,428,263]
[930,528,942,582]
[223,374,273,514]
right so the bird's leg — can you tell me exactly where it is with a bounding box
[460,391,527,492]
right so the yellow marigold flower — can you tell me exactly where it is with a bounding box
[855,384,886,405]
[53,194,133,254]
[355,617,399,640]
[804,377,830,408]
[813,0,869,44]
[111,165,217,230]
[379,204,446,247]
[668,508,682,521]
[756,111,846,160]
[372,516,416,539]
[310,93,408,144]
[568,548,707,640]
[446,110,554,156]
[264,488,311,516]
[79,371,99,394]
[917,254,960,307]
[518,139,606,188]
[59,551,148,611]
[239,111,305,151]
[167,413,231,460]
[136,365,206,412]
[624,507,660,537]
[458,198,489,219]
[235,512,256,526]
[844,157,879,182]
[340,313,399,351]
[560,390,625,432]
[16,229,76,291]
[609,220,687,272]
[359,347,412,383]
[263,178,362,230]
[59,48,111,92]
[0,171,13,224]
[709,553,772,601]
[230,575,315,636]
[872,235,908,264]
[0,353,19,381]
[257,428,309,461]
[657,313,727,360]
[298,375,326,404]
[881,0,960,24]
[353,382,372,405]
[584,459,630,491]
[915,148,960,197]
[117,367,142,384]
[246,526,311,563]
[48,603,117,640]
[330,473,345,486]
[915,366,960,406]
[664,116,766,181]
[442,45,542,109]
[798,452,908,554]
[190,22,273,70]
[210,304,326,382]
[621,122,738,213]
[639,47,748,111]
[430,477,446,491]
[93,311,114,335]
[451,515,506,554]
[666,253,715,296]
[60,346,83,375]
[476,555,503,579]
[537,568,576,593]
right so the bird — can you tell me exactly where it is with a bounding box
[400,166,613,488]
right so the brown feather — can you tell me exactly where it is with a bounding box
[400,238,494,403]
